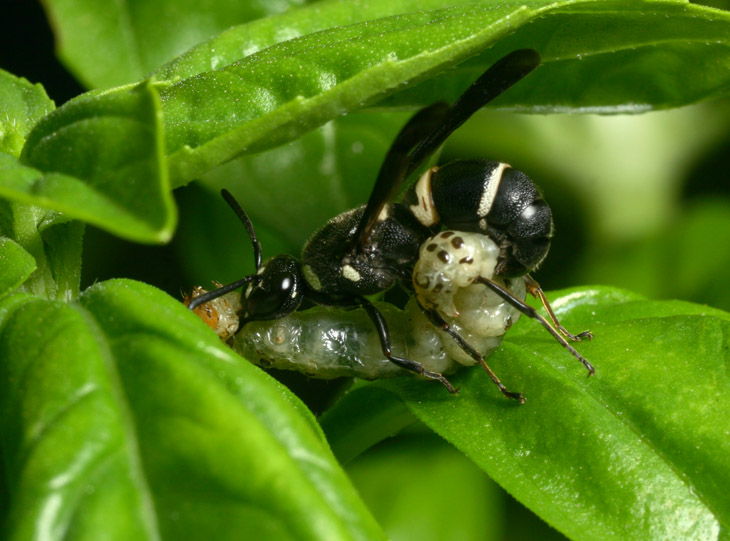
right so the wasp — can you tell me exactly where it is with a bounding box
[189,49,593,403]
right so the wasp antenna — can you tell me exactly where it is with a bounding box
[187,275,261,311]
[221,189,263,270]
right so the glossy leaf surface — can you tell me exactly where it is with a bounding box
[158,0,730,184]
[41,0,310,89]
[0,70,54,158]
[322,287,730,540]
[15,82,174,243]
[0,279,385,540]
[152,0,506,82]
[0,238,36,299]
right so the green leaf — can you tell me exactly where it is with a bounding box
[0,294,158,540]
[321,386,417,466]
[6,203,83,301]
[25,1,730,194]
[41,0,312,89]
[152,0,498,82]
[156,2,538,185]
[0,238,36,299]
[0,154,166,245]
[0,279,385,540]
[322,287,730,540]
[149,0,730,185]
[198,112,411,253]
[385,1,730,112]
[0,70,55,158]
[14,81,175,243]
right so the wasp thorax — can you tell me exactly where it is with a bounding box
[413,231,500,317]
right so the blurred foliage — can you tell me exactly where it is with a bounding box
[347,428,570,541]
[445,103,730,310]
[347,431,506,541]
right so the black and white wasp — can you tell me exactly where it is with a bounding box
[188,49,594,403]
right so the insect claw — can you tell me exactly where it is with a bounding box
[498,388,526,403]
[576,330,594,341]
[585,361,596,377]
[562,328,594,342]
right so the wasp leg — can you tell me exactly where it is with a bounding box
[524,275,593,341]
[357,297,458,394]
[476,277,595,376]
[416,300,525,404]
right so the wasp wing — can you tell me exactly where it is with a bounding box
[406,49,541,178]
[351,49,541,253]
[351,102,450,251]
